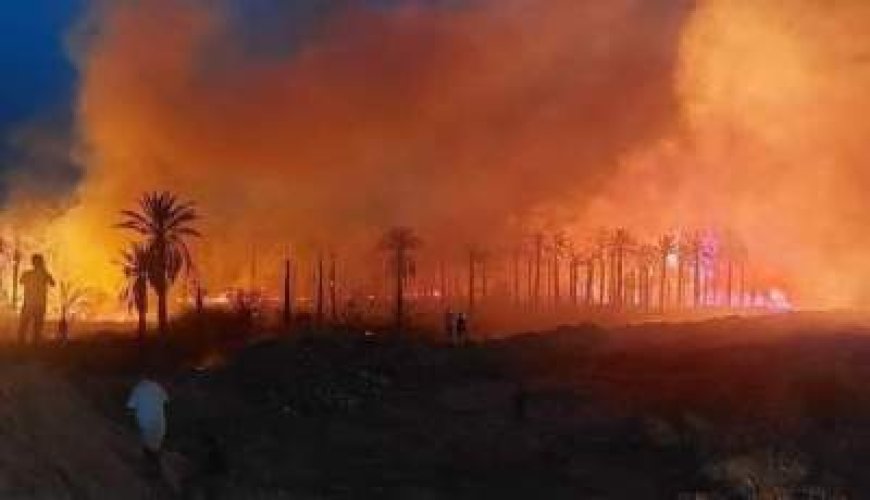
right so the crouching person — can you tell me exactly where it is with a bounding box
[127,373,170,477]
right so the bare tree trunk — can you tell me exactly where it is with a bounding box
[11,246,20,310]
[616,248,624,309]
[513,250,520,307]
[283,259,292,327]
[552,252,560,306]
[585,261,594,306]
[329,254,337,323]
[727,260,734,308]
[598,255,607,307]
[317,253,324,327]
[157,281,168,336]
[481,257,487,300]
[659,256,667,311]
[527,256,533,308]
[395,246,405,332]
[676,256,683,309]
[534,235,542,309]
[468,251,475,313]
[439,260,447,306]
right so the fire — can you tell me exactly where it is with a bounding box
[2,0,869,314]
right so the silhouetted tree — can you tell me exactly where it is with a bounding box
[610,228,634,308]
[11,234,20,310]
[595,230,610,306]
[329,252,338,323]
[118,191,200,336]
[657,234,675,311]
[676,237,690,309]
[688,232,703,308]
[283,258,293,327]
[119,243,150,342]
[532,233,544,308]
[380,227,420,332]
[59,280,90,343]
[637,244,657,311]
[551,232,569,306]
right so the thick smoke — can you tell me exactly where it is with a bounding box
[578,0,870,307]
[39,0,870,308]
[58,0,690,294]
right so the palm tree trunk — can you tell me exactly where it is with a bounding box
[552,254,560,306]
[585,261,594,306]
[317,253,325,327]
[598,255,606,306]
[138,307,147,342]
[534,236,542,309]
[395,246,404,332]
[283,259,292,326]
[157,281,168,336]
[329,254,337,323]
[659,256,667,311]
[468,251,475,313]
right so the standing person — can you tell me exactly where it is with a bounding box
[455,312,468,346]
[18,254,55,344]
[444,309,456,345]
[127,373,170,477]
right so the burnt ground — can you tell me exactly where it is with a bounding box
[30,311,870,498]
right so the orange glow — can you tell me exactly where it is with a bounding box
[5,0,870,313]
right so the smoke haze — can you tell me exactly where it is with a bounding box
[13,0,870,308]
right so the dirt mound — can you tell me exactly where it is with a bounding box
[0,362,151,499]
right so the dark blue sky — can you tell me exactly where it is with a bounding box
[0,0,81,131]
[0,1,82,200]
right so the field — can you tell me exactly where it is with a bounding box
[5,311,870,498]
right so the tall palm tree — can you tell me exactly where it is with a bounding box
[118,191,200,336]
[59,280,91,343]
[532,233,544,308]
[688,232,704,308]
[551,232,569,306]
[380,227,421,332]
[611,228,634,308]
[119,243,150,342]
[657,234,676,311]
[637,244,657,311]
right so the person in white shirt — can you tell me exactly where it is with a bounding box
[127,375,170,471]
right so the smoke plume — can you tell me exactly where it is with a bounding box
[26,0,870,308]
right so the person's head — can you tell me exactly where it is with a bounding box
[31,254,45,270]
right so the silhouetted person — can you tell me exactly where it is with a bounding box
[127,372,170,477]
[18,254,55,345]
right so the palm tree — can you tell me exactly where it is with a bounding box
[688,232,704,308]
[380,227,420,332]
[657,234,676,311]
[59,280,91,343]
[637,244,657,311]
[117,191,200,336]
[551,232,569,306]
[532,233,544,308]
[595,230,610,306]
[610,228,634,308]
[119,243,150,342]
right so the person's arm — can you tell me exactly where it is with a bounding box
[47,274,56,287]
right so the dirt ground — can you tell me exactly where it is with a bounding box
[6,311,870,498]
